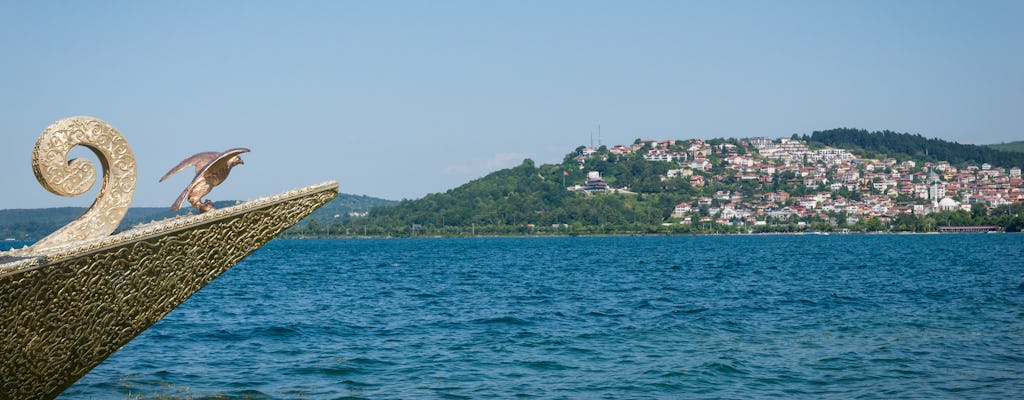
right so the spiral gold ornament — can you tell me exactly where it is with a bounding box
[29,116,136,251]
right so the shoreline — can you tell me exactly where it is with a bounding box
[279,230,1017,240]
[7,230,1015,247]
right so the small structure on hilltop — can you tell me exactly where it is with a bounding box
[583,171,610,192]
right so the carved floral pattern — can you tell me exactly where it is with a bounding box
[1,112,338,398]
[0,182,338,399]
[30,116,137,251]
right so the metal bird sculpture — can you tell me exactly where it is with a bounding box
[160,148,250,213]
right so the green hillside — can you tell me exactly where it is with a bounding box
[329,157,716,237]
[303,131,1024,237]
[985,141,1024,154]
[288,193,398,231]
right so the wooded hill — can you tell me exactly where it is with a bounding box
[802,128,1024,167]
[290,159,683,237]
[985,141,1024,154]
[0,206,192,242]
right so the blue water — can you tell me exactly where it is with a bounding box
[48,235,1024,398]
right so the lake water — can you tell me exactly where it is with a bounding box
[44,235,1024,398]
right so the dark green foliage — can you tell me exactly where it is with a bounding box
[886,204,1024,233]
[985,141,1024,154]
[328,159,686,237]
[292,193,398,226]
[806,128,1024,168]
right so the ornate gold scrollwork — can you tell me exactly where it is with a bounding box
[29,116,136,251]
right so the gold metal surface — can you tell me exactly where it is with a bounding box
[1,116,339,398]
[29,116,136,251]
[0,181,339,399]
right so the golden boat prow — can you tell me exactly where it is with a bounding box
[0,116,337,399]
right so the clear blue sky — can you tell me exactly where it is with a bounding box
[1,1,1021,209]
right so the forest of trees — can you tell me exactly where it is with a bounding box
[985,140,1024,154]
[288,159,686,237]
[803,128,1024,167]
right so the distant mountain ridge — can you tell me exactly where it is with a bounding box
[0,193,396,242]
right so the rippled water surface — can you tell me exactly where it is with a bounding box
[56,235,1024,398]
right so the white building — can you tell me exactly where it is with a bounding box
[749,137,774,149]
[666,168,692,179]
[643,151,674,162]
[928,182,946,200]
[672,202,693,218]
[937,197,960,211]
[689,158,711,171]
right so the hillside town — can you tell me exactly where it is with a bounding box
[572,137,1024,228]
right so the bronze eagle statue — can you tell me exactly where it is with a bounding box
[160,148,250,213]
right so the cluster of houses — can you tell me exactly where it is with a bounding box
[573,137,1024,227]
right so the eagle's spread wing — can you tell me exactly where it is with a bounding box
[169,148,251,211]
[170,186,192,212]
[195,148,251,182]
[159,152,221,182]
